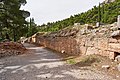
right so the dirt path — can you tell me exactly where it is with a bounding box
[0,43,115,80]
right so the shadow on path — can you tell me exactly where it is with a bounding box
[0,43,114,80]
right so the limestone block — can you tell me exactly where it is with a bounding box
[92,38,98,48]
[85,38,94,47]
[97,38,108,50]
[110,22,117,27]
[74,23,80,26]
[102,65,110,69]
[108,43,120,52]
[96,22,100,27]
[99,28,108,33]
[98,50,109,57]
[80,46,87,55]
[115,55,120,62]
[86,47,99,55]
[111,30,120,37]
[109,51,115,60]
[109,38,118,43]
[78,38,86,46]
[80,29,87,35]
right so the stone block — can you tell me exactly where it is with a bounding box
[98,50,110,57]
[80,29,86,35]
[92,38,98,48]
[85,38,94,47]
[109,38,118,43]
[109,51,115,60]
[110,22,117,27]
[78,38,86,46]
[97,38,108,50]
[111,30,120,37]
[115,55,120,62]
[108,43,120,52]
[102,65,110,69]
[80,46,87,55]
[86,47,99,55]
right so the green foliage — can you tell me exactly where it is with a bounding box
[67,59,77,64]
[38,0,120,32]
[98,2,101,23]
[0,0,31,41]
[27,18,38,37]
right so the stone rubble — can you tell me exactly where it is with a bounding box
[0,42,26,58]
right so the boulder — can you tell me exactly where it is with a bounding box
[110,22,117,27]
[109,38,118,43]
[111,30,120,37]
[115,55,120,62]
[74,23,80,26]
[80,29,86,35]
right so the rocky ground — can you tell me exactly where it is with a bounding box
[0,43,118,80]
[66,55,120,79]
[0,42,26,58]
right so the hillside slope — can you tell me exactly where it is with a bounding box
[38,0,120,32]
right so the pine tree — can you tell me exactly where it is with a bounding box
[0,0,30,41]
[98,2,101,25]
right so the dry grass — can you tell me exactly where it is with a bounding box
[65,55,101,65]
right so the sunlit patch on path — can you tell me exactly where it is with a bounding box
[0,43,114,80]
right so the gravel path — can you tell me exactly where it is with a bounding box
[0,43,115,80]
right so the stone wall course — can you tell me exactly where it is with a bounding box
[29,24,120,59]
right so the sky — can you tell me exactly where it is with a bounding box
[21,0,104,25]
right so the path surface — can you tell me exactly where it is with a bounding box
[0,43,115,80]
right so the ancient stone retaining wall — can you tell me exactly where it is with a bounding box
[27,24,120,60]
[27,32,120,60]
[30,36,79,56]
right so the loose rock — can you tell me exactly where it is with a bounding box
[102,65,110,69]
[0,42,26,58]
[115,55,120,62]
[111,30,120,37]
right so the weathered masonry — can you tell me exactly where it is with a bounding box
[27,16,120,60]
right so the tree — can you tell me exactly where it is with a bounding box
[0,0,30,41]
[38,0,120,32]
[101,4,105,23]
[27,18,38,37]
[98,2,101,24]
